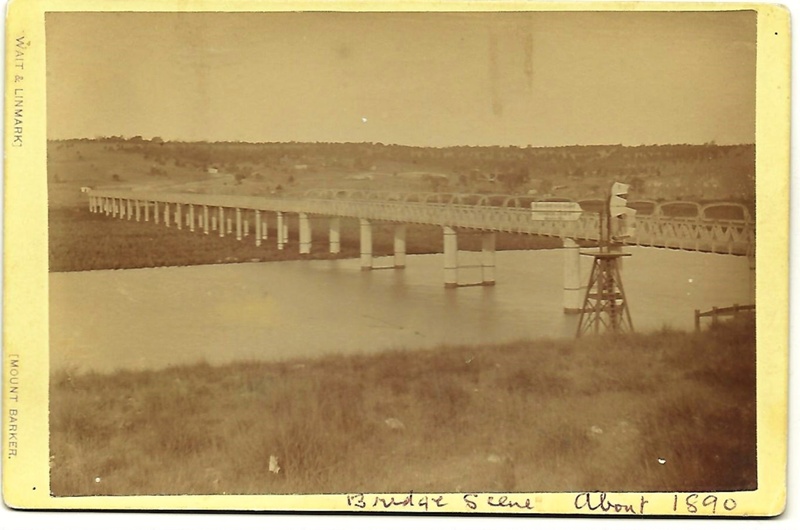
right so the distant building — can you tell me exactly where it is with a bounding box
[207,167,219,174]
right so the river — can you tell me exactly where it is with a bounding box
[49,247,752,374]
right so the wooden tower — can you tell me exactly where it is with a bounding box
[576,182,635,337]
[575,249,634,337]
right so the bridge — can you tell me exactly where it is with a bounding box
[85,188,755,313]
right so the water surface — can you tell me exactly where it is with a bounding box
[49,247,752,373]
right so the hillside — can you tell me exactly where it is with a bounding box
[48,139,755,209]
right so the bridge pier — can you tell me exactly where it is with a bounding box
[360,219,373,270]
[244,216,250,238]
[262,218,268,241]
[218,207,225,237]
[748,253,756,305]
[277,212,285,250]
[154,202,160,224]
[443,226,458,288]
[563,238,582,314]
[144,201,150,222]
[135,200,141,222]
[164,203,171,227]
[227,217,233,235]
[394,225,407,268]
[329,217,341,254]
[176,203,182,230]
[299,213,312,254]
[236,208,243,241]
[203,206,209,234]
[189,205,195,232]
[481,232,496,286]
[255,211,262,246]
[127,199,133,220]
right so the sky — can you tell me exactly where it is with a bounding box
[45,10,756,147]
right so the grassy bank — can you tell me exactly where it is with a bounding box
[50,316,756,496]
[48,207,562,272]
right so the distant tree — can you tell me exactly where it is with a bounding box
[112,174,120,181]
[629,176,646,194]
[497,167,527,193]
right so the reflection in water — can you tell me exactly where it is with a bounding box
[49,248,751,374]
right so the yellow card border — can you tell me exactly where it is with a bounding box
[2,0,790,517]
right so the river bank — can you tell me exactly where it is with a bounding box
[48,207,563,272]
[50,316,756,496]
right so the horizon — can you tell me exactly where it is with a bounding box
[49,137,754,150]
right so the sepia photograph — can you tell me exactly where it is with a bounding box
[1,0,790,517]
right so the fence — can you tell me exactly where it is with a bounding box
[694,304,755,331]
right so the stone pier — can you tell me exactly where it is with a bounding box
[563,238,582,314]
[329,217,341,254]
[443,226,458,288]
[299,213,312,254]
[481,232,496,286]
[394,225,407,268]
[360,219,373,270]
[277,212,285,250]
